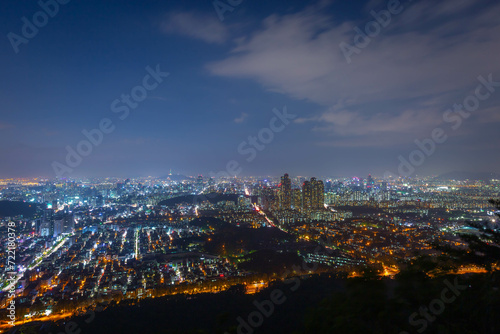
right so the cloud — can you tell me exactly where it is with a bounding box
[234,112,248,123]
[206,0,500,145]
[161,12,229,44]
[311,108,440,136]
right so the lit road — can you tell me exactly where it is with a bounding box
[135,229,139,260]
[252,204,275,228]
[1,235,71,293]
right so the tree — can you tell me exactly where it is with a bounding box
[437,199,500,271]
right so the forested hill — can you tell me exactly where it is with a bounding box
[0,200,39,218]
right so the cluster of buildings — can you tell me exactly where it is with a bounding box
[0,174,498,329]
[38,208,75,238]
[278,174,325,212]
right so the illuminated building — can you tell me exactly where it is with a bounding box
[367,174,375,192]
[302,180,312,211]
[312,178,325,209]
[53,217,64,237]
[279,173,292,209]
[302,177,325,211]
[63,213,75,234]
[292,188,302,210]
[40,208,54,237]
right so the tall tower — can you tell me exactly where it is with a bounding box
[314,179,325,209]
[302,180,312,211]
[40,208,54,237]
[292,189,302,210]
[302,178,325,210]
[280,173,292,209]
[53,216,64,237]
[367,174,375,192]
[310,178,324,209]
[63,213,75,234]
[310,178,318,209]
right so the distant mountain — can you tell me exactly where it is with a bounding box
[435,171,500,181]
[0,201,39,218]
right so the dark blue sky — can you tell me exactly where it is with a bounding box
[1,0,500,178]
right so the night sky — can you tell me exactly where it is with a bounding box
[1,0,500,178]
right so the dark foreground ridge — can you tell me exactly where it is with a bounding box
[11,271,500,334]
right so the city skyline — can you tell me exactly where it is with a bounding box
[1,162,499,333]
[2,1,500,332]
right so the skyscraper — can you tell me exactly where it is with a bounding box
[367,174,375,192]
[40,208,54,237]
[53,216,64,237]
[311,177,325,209]
[279,173,292,210]
[303,177,325,211]
[302,180,312,211]
[292,188,302,210]
[63,213,75,234]
[317,179,325,208]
